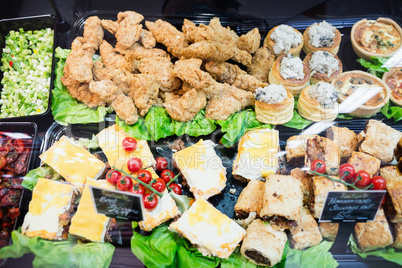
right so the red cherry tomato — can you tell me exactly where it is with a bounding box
[339,163,356,181]
[143,193,158,210]
[354,171,371,188]
[137,170,152,184]
[151,178,166,193]
[370,176,387,190]
[155,157,168,171]
[169,183,182,195]
[106,169,122,185]
[160,169,175,184]
[13,139,25,153]
[130,182,145,195]
[311,159,326,174]
[117,176,133,191]
[127,157,143,173]
[122,137,137,153]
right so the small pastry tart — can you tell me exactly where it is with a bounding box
[254,84,294,125]
[264,25,304,58]
[382,67,402,106]
[331,70,390,117]
[351,17,402,61]
[297,82,339,122]
[268,54,310,96]
[303,51,343,84]
[303,21,342,54]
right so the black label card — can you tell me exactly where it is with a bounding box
[89,185,144,221]
[319,190,386,222]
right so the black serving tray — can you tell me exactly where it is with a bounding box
[0,14,56,122]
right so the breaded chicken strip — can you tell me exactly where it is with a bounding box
[82,16,104,53]
[181,41,234,62]
[101,19,118,35]
[115,11,144,49]
[99,40,131,71]
[182,19,214,43]
[238,28,261,54]
[164,89,207,122]
[247,46,275,83]
[138,57,181,91]
[145,20,187,58]
[89,80,138,124]
[93,61,136,95]
[232,49,252,67]
[64,37,94,83]
[119,42,169,59]
[130,74,161,116]
[139,30,156,49]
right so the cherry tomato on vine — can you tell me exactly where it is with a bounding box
[339,163,356,181]
[127,157,143,173]
[161,169,175,183]
[169,183,182,195]
[130,182,145,195]
[354,171,371,188]
[106,169,122,185]
[155,157,168,171]
[311,159,326,174]
[137,170,152,184]
[122,137,137,153]
[370,176,387,190]
[117,176,133,191]
[143,193,158,210]
[151,178,166,193]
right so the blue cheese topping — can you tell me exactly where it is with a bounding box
[271,25,302,54]
[254,84,287,104]
[308,21,336,48]
[280,54,305,80]
[308,82,338,108]
[309,51,340,77]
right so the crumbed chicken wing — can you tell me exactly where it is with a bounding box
[117,11,144,25]
[89,80,138,124]
[64,37,94,83]
[115,11,144,49]
[247,46,275,83]
[145,20,187,58]
[82,16,104,53]
[130,74,161,116]
[164,89,207,122]
[238,28,261,54]
[100,40,131,71]
[101,19,118,35]
[233,74,267,92]
[118,42,169,59]
[138,57,181,91]
[139,30,156,49]
[181,41,234,62]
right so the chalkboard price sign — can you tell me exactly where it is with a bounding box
[89,185,144,221]
[319,190,386,222]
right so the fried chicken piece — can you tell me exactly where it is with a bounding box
[117,11,144,25]
[89,80,138,124]
[101,19,118,35]
[238,28,261,54]
[64,37,94,83]
[247,46,275,83]
[208,17,239,45]
[82,16,104,53]
[181,41,234,62]
[145,20,187,58]
[130,74,161,116]
[139,30,156,49]
[182,19,213,43]
[164,89,207,122]
[232,49,252,67]
[138,57,181,91]
[115,11,144,49]
[119,42,169,59]
[99,40,131,71]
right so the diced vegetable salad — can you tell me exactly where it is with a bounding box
[0,28,53,118]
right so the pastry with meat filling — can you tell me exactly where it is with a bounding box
[380,166,402,183]
[393,222,402,249]
[347,152,381,177]
[285,134,319,166]
[289,207,322,250]
[303,21,342,54]
[234,180,265,227]
[326,126,358,161]
[290,168,313,204]
[319,222,339,241]
[383,67,402,106]
[264,25,303,58]
[304,51,342,84]
[305,136,340,175]
[383,176,402,223]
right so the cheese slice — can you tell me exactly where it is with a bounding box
[172,139,226,199]
[169,198,246,259]
[21,178,75,240]
[97,125,156,171]
[232,129,279,181]
[40,136,106,191]
[69,179,115,242]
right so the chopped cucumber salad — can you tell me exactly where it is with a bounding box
[0,28,53,118]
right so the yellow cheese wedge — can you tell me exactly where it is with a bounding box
[97,125,156,171]
[39,136,106,191]
[69,179,115,242]
[21,178,75,240]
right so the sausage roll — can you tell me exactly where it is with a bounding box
[358,120,402,163]
[384,177,402,223]
[311,176,347,219]
[241,219,287,267]
[347,151,381,177]
[318,222,339,241]
[326,125,358,161]
[264,24,303,58]
[285,134,319,166]
[305,136,340,175]
[290,168,313,204]
[302,21,342,55]
[234,180,265,220]
[289,207,322,250]
[354,208,393,252]
[380,165,402,183]
[394,137,402,161]
[260,175,303,229]
[393,222,402,249]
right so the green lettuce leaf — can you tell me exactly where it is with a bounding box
[0,231,114,268]
[381,101,402,122]
[75,134,99,150]
[116,116,152,140]
[21,166,61,191]
[356,56,390,78]
[349,235,402,265]
[217,109,271,148]
[145,106,175,141]
[174,109,216,137]
[337,114,354,120]
[52,47,108,126]
[286,241,337,268]
[283,110,313,130]
[169,192,193,213]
